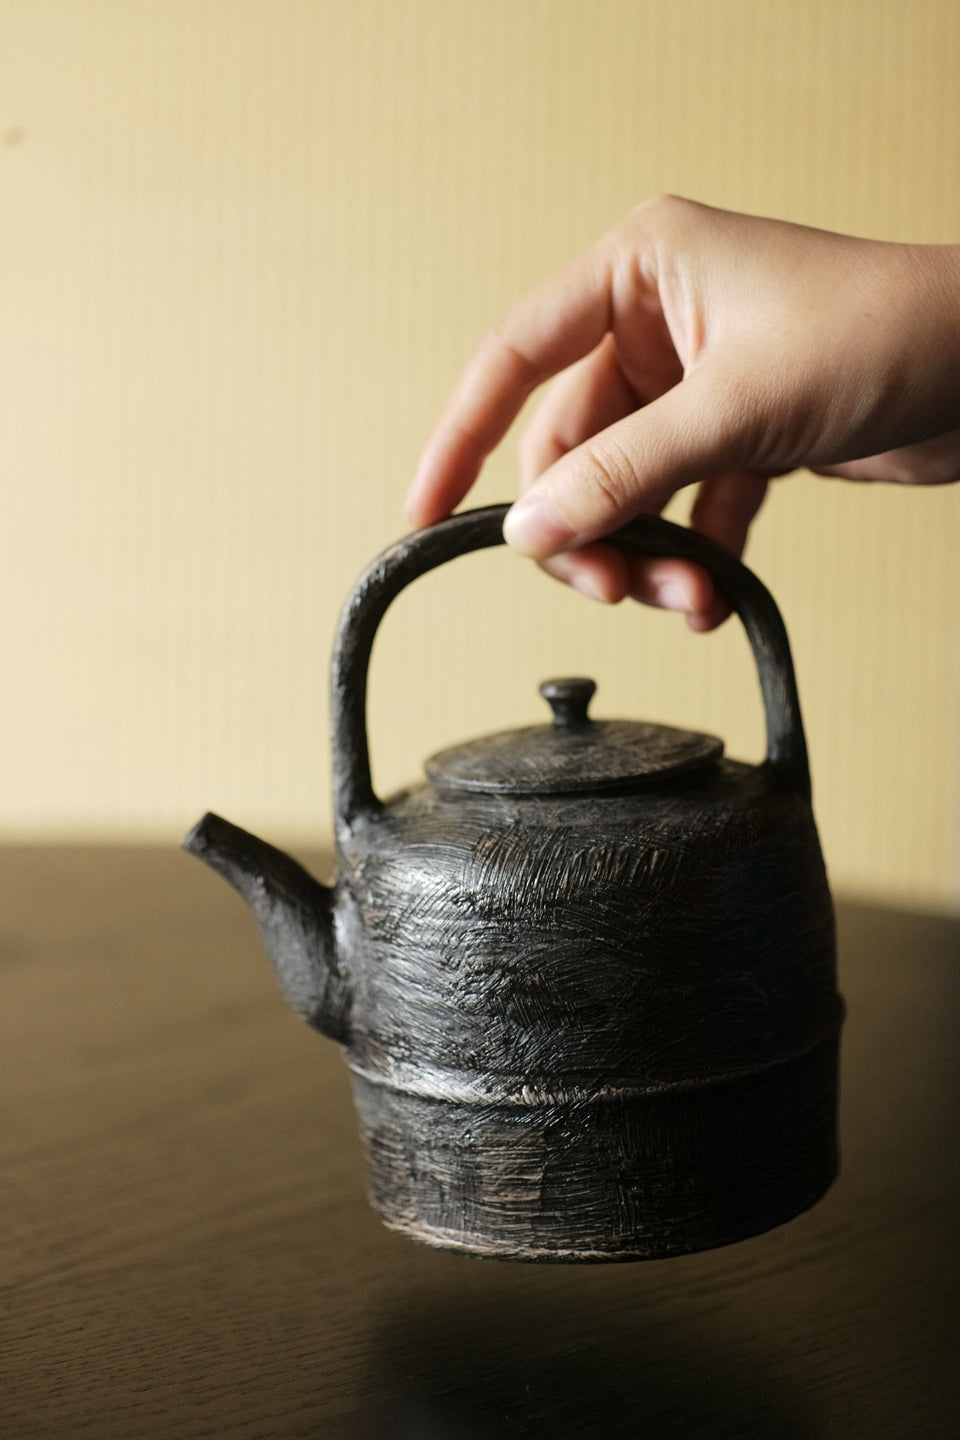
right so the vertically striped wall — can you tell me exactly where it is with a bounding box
[2,0,959,908]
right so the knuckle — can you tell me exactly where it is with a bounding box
[576,439,638,518]
[483,325,539,387]
[627,192,697,237]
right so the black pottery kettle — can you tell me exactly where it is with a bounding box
[184,504,842,1262]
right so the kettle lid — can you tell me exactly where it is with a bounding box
[425,677,724,796]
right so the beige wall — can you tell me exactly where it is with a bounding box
[2,0,959,908]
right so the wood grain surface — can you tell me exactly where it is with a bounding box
[1,847,958,1438]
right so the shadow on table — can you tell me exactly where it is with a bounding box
[358,1278,814,1440]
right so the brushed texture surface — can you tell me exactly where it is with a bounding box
[337,765,839,1258]
[186,508,841,1260]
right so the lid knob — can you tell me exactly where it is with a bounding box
[539,677,597,728]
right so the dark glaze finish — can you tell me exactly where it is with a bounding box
[184,505,841,1261]
[425,680,726,794]
[344,767,838,1259]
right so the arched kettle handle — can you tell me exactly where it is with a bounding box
[331,503,810,830]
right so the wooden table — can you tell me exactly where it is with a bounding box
[2,846,958,1438]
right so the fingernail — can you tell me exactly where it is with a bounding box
[571,572,608,603]
[654,580,692,612]
[503,491,574,557]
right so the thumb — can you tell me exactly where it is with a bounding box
[503,363,754,556]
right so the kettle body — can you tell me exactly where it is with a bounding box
[185,505,842,1261]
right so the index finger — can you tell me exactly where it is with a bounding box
[405,244,619,526]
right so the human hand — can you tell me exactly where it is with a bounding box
[407,197,960,629]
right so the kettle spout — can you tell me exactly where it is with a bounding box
[182,812,350,1042]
